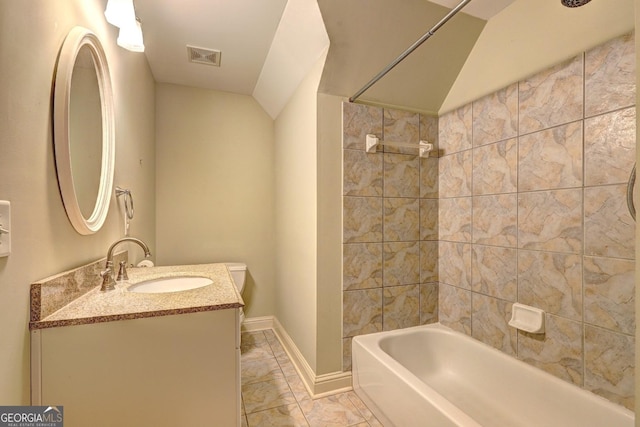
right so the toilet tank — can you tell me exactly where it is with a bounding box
[225,263,246,294]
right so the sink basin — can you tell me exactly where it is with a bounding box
[128,276,213,293]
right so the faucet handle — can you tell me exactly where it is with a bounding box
[116,261,129,282]
[100,267,115,291]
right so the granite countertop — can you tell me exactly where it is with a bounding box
[30,263,244,330]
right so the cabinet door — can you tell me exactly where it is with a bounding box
[34,310,239,427]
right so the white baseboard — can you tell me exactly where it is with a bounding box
[243,316,352,398]
[241,316,274,332]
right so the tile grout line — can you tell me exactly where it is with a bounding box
[241,329,381,426]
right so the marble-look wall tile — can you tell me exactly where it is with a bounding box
[342,104,439,354]
[383,198,420,242]
[472,194,517,247]
[383,242,420,287]
[584,256,635,335]
[420,283,438,324]
[439,241,471,289]
[384,153,419,198]
[584,184,635,260]
[472,138,517,195]
[420,157,439,198]
[472,83,518,146]
[343,149,383,196]
[519,55,583,134]
[384,108,419,154]
[420,241,439,283]
[343,102,383,150]
[343,243,383,291]
[518,122,583,191]
[471,245,517,301]
[344,34,634,408]
[518,315,583,386]
[383,284,420,330]
[426,34,636,409]
[438,283,471,335]
[439,150,472,198]
[343,196,383,243]
[584,326,635,410]
[518,189,582,253]
[343,289,383,337]
[518,250,582,321]
[420,114,439,157]
[438,104,472,155]
[439,197,472,242]
[585,32,636,118]
[420,199,438,241]
[471,293,516,356]
[584,107,636,186]
[343,337,353,371]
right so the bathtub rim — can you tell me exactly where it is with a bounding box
[351,322,634,426]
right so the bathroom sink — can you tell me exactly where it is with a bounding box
[128,276,213,293]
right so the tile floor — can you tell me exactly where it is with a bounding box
[241,329,382,426]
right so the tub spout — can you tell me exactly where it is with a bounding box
[101,237,151,291]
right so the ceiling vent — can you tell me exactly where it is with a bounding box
[187,45,221,67]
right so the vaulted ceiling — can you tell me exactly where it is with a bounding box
[133,0,634,117]
[317,0,488,114]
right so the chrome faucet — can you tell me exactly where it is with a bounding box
[100,237,151,291]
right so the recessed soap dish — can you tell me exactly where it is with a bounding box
[509,303,545,334]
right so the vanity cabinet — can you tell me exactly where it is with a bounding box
[31,309,240,427]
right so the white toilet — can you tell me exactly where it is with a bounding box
[225,263,247,324]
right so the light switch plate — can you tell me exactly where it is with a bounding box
[0,201,11,257]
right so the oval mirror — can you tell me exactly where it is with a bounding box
[53,27,115,235]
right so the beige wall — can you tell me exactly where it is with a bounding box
[0,0,156,404]
[316,93,344,374]
[155,83,276,318]
[274,51,327,371]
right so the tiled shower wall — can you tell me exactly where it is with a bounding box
[341,105,440,370]
[342,32,636,410]
[438,32,635,409]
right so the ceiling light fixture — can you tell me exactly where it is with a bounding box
[104,0,145,52]
[104,0,135,27]
[117,18,145,52]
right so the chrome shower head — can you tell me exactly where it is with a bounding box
[561,0,592,7]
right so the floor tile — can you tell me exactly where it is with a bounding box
[242,331,268,346]
[241,340,274,362]
[277,356,299,377]
[298,393,367,427]
[346,392,384,426]
[285,374,310,402]
[242,377,297,413]
[242,357,284,386]
[240,329,381,426]
[247,404,310,427]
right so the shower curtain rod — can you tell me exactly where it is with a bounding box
[349,0,473,103]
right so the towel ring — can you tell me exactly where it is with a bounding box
[115,187,134,220]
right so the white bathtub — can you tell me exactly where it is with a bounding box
[352,323,634,427]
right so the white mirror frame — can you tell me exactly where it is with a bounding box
[53,27,115,235]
